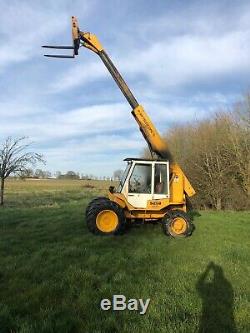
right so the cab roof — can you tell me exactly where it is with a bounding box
[123,158,168,162]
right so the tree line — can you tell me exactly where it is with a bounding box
[19,170,114,181]
[161,94,250,210]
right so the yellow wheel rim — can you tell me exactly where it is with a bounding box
[171,217,187,235]
[96,210,118,233]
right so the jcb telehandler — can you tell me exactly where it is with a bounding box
[43,16,196,238]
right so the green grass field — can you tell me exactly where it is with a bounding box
[0,179,249,333]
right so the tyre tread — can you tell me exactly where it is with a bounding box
[162,210,194,238]
[86,197,126,235]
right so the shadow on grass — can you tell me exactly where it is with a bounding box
[196,262,237,333]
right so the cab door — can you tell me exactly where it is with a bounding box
[125,162,153,208]
[152,162,170,200]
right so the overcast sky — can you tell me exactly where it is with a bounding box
[0,0,250,177]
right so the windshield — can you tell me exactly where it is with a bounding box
[117,162,131,192]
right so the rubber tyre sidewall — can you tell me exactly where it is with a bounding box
[86,198,126,235]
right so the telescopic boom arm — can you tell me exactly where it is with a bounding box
[43,16,170,159]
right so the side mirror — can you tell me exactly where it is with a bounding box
[109,186,116,193]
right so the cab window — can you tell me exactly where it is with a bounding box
[129,164,152,193]
[154,164,168,194]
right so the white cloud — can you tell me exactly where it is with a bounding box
[48,27,250,93]
[0,100,209,143]
[50,60,107,92]
[37,132,143,176]
[42,132,143,157]
[0,1,92,71]
[0,103,132,141]
[0,98,215,176]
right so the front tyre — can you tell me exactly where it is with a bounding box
[162,210,194,238]
[86,198,126,235]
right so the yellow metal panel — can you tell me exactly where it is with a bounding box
[170,163,195,199]
[80,32,104,52]
[133,105,169,157]
[124,211,166,219]
[146,198,170,210]
[108,193,127,209]
[184,175,196,197]
[169,164,184,202]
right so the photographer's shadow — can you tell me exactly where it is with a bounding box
[196,262,237,333]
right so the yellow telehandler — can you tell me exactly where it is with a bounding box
[43,16,196,238]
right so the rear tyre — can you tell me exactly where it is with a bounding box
[162,210,194,238]
[86,197,126,235]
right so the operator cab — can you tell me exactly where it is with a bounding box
[117,158,170,209]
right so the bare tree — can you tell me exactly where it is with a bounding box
[152,94,250,210]
[19,168,34,179]
[0,137,45,206]
[33,169,52,179]
[34,168,45,179]
[230,96,250,197]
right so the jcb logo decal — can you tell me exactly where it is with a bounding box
[149,201,161,206]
